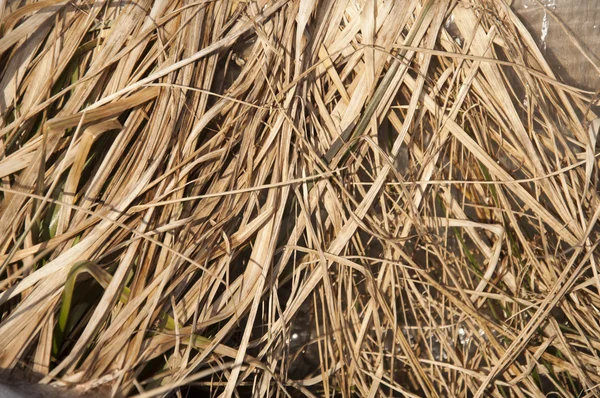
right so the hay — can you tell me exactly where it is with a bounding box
[1,0,599,396]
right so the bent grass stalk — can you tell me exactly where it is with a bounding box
[53,261,210,357]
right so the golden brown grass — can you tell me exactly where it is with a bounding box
[1,0,600,397]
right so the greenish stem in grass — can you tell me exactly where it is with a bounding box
[558,323,577,334]
[498,384,509,398]
[435,196,509,322]
[542,357,555,377]
[47,200,60,239]
[53,260,108,356]
[435,195,482,275]
[53,260,209,359]
[478,161,498,205]
[453,228,481,275]
[531,362,542,387]
[554,349,578,393]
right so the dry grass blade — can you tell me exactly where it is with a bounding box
[1,0,599,397]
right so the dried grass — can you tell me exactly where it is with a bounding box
[1,0,600,397]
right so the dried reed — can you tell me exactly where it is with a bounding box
[1,0,599,397]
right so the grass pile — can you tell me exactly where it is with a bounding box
[1,0,600,396]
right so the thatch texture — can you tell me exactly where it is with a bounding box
[1,0,599,396]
